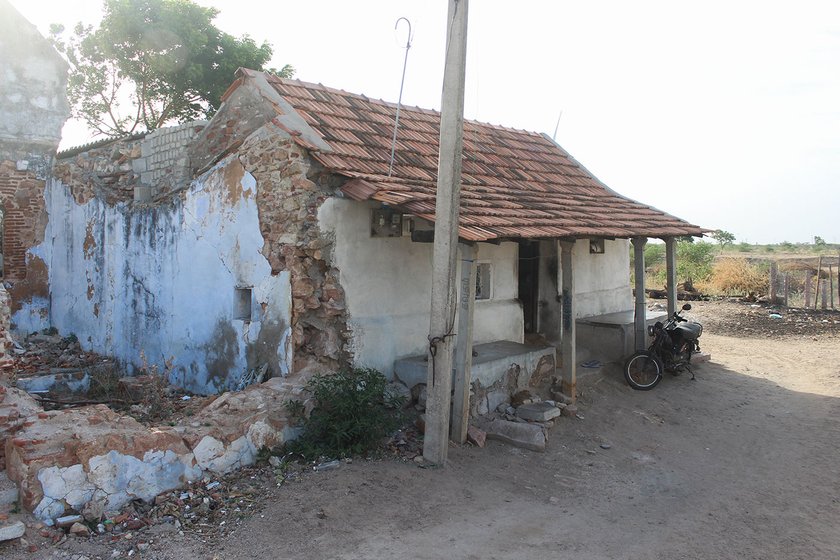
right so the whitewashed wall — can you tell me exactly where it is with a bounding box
[568,239,633,317]
[15,160,292,394]
[318,198,522,376]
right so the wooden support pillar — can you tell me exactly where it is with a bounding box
[769,262,778,304]
[665,237,677,318]
[451,243,476,444]
[632,237,647,352]
[559,239,576,403]
[830,265,835,310]
[423,0,469,466]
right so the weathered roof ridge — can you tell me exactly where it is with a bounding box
[263,74,547,139]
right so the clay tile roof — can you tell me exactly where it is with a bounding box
[262,73,705,241]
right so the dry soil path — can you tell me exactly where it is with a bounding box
[12,310,840,560]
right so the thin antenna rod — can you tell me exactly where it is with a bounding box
[388,17,413,177]
[552,110,563,141]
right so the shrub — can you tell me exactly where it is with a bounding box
[677,240,715,284]
[286,367,405,460]
[708,257,768,296]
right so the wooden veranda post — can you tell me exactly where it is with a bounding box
[451,243,477,444]
[423,0,468,466]
[665,237,677,317]
[559,239,576,402]
[632,237,647,352]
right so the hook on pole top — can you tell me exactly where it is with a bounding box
[395,17,413,49]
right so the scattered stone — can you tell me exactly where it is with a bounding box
[0,520,25,541]
[600,443,612,450]
[561,405,578,418]
[466,425,486,448]
[268,456,282,468]
[516,402,562,422]
[69,522,90,537]
[483,419,546,452]
[55,515,84,528]
[415,414,426,434]
[549,496,560,505]
[384,381,412,407]
[511,390,533,407]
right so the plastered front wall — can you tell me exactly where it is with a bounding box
[565,239,633,318]
[318,198,522,376]
[16,159,292,394]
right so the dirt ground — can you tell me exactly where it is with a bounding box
[4,300,840,560]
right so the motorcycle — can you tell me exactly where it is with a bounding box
[623,303,703,390]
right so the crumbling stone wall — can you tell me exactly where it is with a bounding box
[0,1,69,323]
[238,128,351,372]
[54,121,205,206]
[53,137,144,205]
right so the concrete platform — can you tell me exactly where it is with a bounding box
[393,340,555,389]
[576,310,668,364]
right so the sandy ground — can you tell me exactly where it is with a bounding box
[5,301,840,559]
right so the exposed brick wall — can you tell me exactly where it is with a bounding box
[0,160,48,282]
[238,128,351,372]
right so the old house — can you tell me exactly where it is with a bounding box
[21,68,703,396]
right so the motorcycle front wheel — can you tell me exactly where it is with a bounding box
[624,351,663,390]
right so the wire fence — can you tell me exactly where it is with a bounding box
[769,257,839,310]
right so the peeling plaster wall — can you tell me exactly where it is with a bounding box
[20,158,292,393]
[318,198,522,376]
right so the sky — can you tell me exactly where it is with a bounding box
[10,0,840,244]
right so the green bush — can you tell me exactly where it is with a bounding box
[286,367,405,460]
[677,240,715,283]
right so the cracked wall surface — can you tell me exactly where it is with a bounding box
[24,155,293,393]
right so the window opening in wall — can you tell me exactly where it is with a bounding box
[234,287,253,321]
[590,238,605,254]
[475,262,492,300]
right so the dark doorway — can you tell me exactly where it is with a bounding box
[518,240,539,334]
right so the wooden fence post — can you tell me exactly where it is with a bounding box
[830,265,835,310]
[805,270,813,308]
[784,273,789,307]
[769,262,778,303]
[821,279,828,310]
[814,257,823,310]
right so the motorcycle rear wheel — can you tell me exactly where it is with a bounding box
[624,351,663,390]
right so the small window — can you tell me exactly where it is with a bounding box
[234,287,252,321]
[589,239,605,254]
[475,263,492,300]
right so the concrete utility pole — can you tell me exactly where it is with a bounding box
[423,0,469,466]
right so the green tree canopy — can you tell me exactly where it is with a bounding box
[51,0,293,137]
[711,229,736,247]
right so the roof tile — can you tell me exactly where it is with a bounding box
[262,74,704,241]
